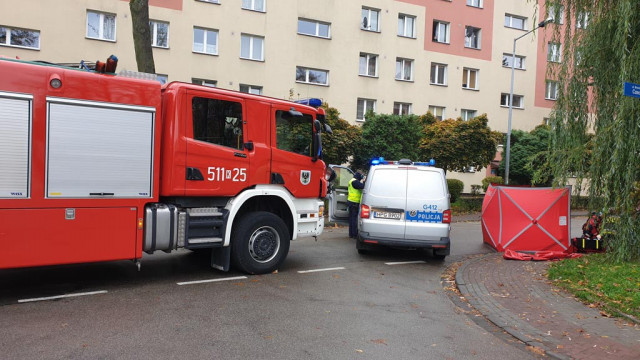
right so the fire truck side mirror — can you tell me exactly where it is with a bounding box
[323,123,333,135]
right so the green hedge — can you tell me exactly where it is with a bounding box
[447,179,464,203]
[481,176,504,192]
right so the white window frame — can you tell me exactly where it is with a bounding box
[467,0,483,8]
[193,27,218,55]
[356,98,376,121]
[197,0,220,3]
[149,20,169,48]
[395,58,414,81]
[297,18,331,39]
[428,105,446,121]
[503,53,525,69]
[240,34,264,61]
[464,26,481,49]
[504,14,527,30]
[242,0,265,12]
[430,63,447,86]
[462,68,478,90]
[0,26,40,50]
[192,78,217,87]
[398,14,416,38]
[545,80,559,100]
[461,109,477,121]
[393,102,412,115]
[296,66,329,86]
[548,4,565,25]
[576,11,589,29]
[240,84,263,95]
[86,10,116,42]
[500,93,524,109]
[548,42,562,63]
[432,20,450,43]
[359,52,378,77]
[361,7,381,32]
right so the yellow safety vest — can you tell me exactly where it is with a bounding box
[348,178,362,203]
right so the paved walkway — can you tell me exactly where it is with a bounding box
[457,254,640,359]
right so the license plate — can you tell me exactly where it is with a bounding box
[373,211,402,220]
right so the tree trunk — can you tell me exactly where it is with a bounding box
[129,0,155,73]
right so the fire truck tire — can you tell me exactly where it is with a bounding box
[231,211,290,274]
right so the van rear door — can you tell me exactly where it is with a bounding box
[404,168,449,241]
[364,167,408,239]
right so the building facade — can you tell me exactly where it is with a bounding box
[0,0,565,191]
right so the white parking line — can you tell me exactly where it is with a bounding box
[385,261,426,266]
[18,290,108,303]
[297,267,345,274]
[177,276,247,286]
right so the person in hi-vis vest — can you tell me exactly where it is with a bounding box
[347,171,365,239]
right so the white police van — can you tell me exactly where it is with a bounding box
[328,159,451,259]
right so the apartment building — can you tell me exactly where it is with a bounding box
[0,0,564,191]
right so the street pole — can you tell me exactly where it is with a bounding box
[505,18,553,185]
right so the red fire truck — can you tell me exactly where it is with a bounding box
[0,58,329,274]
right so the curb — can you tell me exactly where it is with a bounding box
[455,254,571,360]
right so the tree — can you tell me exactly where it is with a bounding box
[546,0,640,261]
[498,125,551,185]
[351,112,425,171]
[129,0,155,73]
[320,105,361,166]
[420,113,502,174]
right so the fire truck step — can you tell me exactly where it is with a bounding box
[188,237,223,244]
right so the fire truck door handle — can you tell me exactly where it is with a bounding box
[89,192,115,196]
[186,167,204,181]
[234,152,247,158]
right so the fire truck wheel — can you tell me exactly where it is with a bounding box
[231,211,290,275]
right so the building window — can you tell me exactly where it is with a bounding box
[547,42,562,63]
[240,84,263,95]
[432,20,450,43]
[465,26,481,49]
[361,7,380,32]
[240,34,264,61]
[543,117,550,126]
[502,53,525,69]
[149,21,169,48]
[430,63,447,86]
[393,102,412,115]
[193,27,218,55]
[156,74,168,85]
[576,11,589,29]
[86,11,116,41]
[504,14,526,30]
[461,109,477,121]
[0,26,40,49]
[500,93,524,108]
[428,105,446,121]
[192,97,244,150]
[462,68,478,90]
[242,0,265,12]
[298,19,330,39]
[356,98,376,121]
[398,14,416,38]
[296,66,329,86]
[467,0,482,8]
[359,53,378,77]
[547,4,564,24]
[192,78,217,87]
[395,58,414,81]
[545,80,559,100]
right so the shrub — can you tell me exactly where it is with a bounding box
[470,184,482,195]
[447,179,464,203]
[482,176,504,192]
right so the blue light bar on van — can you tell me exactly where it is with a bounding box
[370,157,388,165]
[294,98,322,108]
[413,159,436,166]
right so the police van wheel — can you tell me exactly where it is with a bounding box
[231,212,290,274]
[432,249,446,261]
[356,239,370,255]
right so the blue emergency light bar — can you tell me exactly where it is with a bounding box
[294,98,322,108]
[370,157,436,166]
